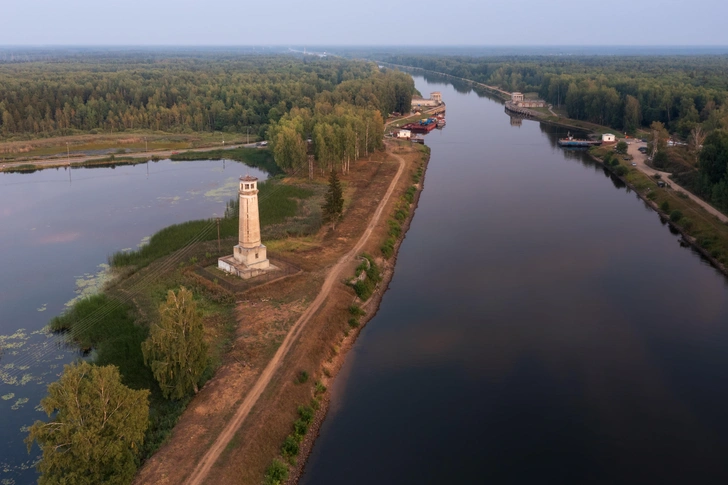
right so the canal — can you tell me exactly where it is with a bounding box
[0,158,266,484]
[300,76,728,484]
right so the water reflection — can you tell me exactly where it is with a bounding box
[301,76,728,485]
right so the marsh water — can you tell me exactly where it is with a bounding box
[300,76,728,484]
[0,158,266,483]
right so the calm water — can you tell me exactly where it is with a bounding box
[301,77,728,484]
[0,158,266,483]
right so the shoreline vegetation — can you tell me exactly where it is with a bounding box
[588,146,728,277]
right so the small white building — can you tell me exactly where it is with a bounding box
[397,129,411,139]
[511,92,525,103]
[602,133,616,143]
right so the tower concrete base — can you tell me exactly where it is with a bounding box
[217,254,278,280]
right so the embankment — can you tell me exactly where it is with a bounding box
[589,150,728,278]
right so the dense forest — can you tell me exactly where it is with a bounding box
[380,54,728,137]
[0,52,412,140]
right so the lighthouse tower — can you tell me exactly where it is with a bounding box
[233,175,269,269]
[218,175,271,278]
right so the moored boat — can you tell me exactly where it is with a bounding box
[557,132,601,148]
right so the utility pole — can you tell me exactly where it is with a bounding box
[216,218,221,253]
[144,136,148,152]
[247,127,250,145]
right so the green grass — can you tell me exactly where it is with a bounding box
[110,180,316,268]
[171,147,282,175]
[2,163,38,173]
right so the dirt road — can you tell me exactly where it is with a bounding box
[627,142,728,223]
[183,145,406,485]
[0,143,253,171]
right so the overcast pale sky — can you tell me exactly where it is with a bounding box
[2,0,727,45]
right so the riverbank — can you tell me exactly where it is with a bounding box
[130,141,429,485]
[286,142,430,485]
[589,147,728,277]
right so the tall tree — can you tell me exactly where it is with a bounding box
[689,124,707,166]
[142,287,208,400]
[26,362,149,485]
[624,95,642,133]
[322,170,344,230]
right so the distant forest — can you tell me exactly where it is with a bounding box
[0,53,413,139]
[380,54,728,137]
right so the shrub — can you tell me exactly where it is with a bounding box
[394,209,407,222]
[348,317,360,328]
[388,220,402,238]
[682,218,693,230]
[647,192,657,200]
[381,237,395,259]
[616,141,628,154]
[660,201,670,212]
[670,210,683,222]
[298,405,314,425]
[264,460,289,485]
[315,381,327,395]
[349,304,365,316]
[293,419,308,438]
[296,370,309,384]
[613,165,628,176]
[281,435,299,458]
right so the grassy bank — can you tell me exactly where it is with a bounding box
[110,180,319,269]
[591,146,728,269]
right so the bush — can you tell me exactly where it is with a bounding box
[352,254,382,301]
[264,460,289,485]
[388,220,402,238]
[660,201,670,212]
[647,192,657,200]
[349,304,366,316]
[348,317,360,328]
[613,165,628,176]
[293,419,308,438]
[616,141,628,154]
[315,380,327,395]
[298,405,314,425]
[296,370,309,384]
[381,237,396,259]
[281,435,299,458]
[670,210,683,222]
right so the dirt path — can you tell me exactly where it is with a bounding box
[627,142,728,223]
[183,146,405,485]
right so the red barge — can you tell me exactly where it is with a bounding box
[402,118,438,133]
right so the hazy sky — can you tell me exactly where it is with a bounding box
[3,0,727,46]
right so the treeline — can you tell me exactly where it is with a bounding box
[0,53,412,139]
[382,55,728,137]
[268,104,385,176]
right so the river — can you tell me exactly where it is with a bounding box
[0,158,266,484]
[300,76,728,484]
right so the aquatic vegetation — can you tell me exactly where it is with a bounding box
[10,398,28,410]
[1,393,14,400]
[64,263,113,308]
